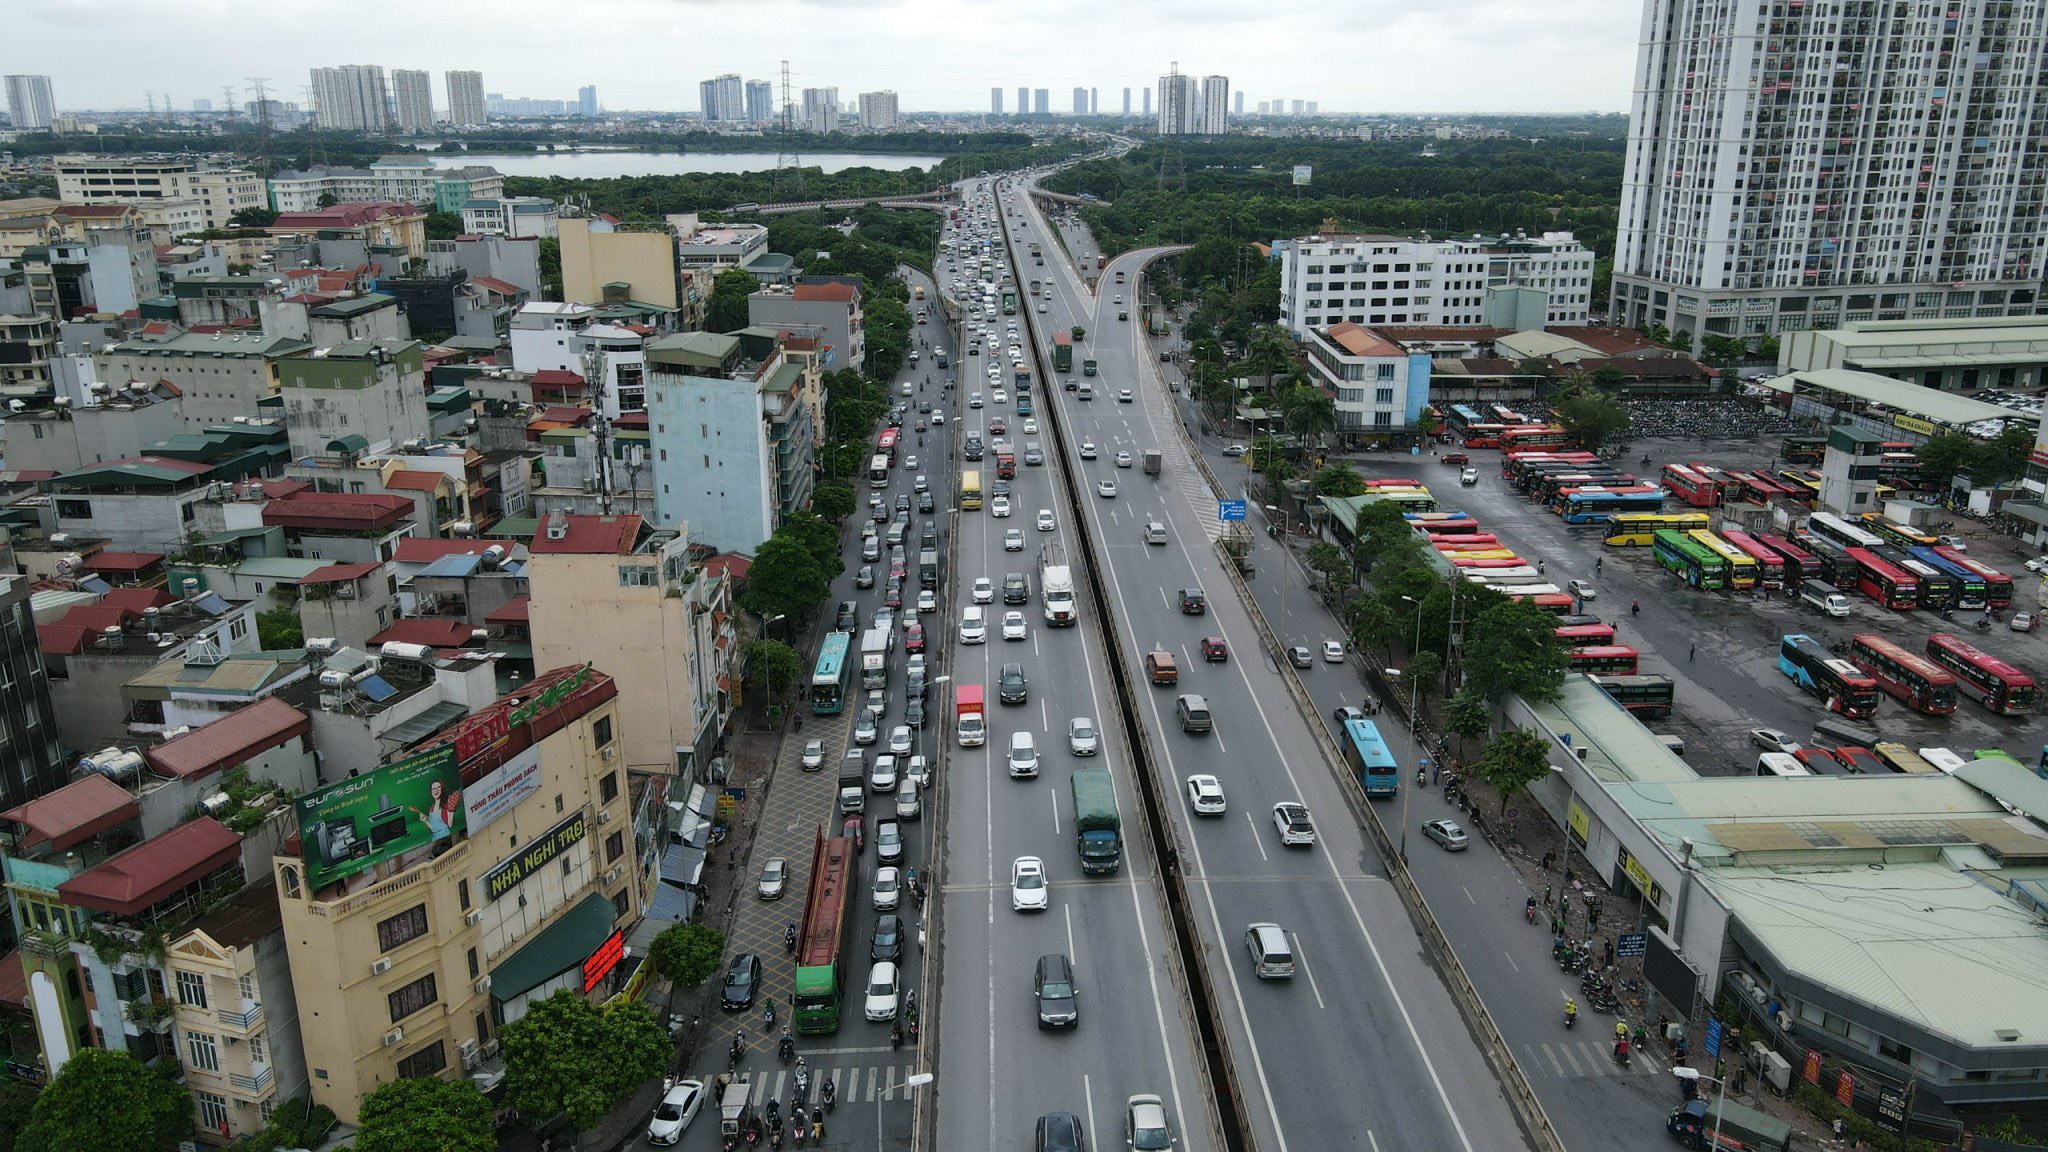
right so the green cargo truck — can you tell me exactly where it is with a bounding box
[1070,768,1122,874]
[1052,332,1073,373]
[1665,1099,1791,1152]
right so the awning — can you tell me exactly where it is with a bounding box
[644,880,699,925]
[487,891,619,1002]
[380,700,471,746]
[661,843,705,886]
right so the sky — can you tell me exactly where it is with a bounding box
[18,0,1639,116]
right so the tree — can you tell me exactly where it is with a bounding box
[1552,390,1632,451]
[356,1076,496,1152]
[1968,425,2035,488]
[1402,651,1445,711]
[1280,383,1335,448]
[1312,462,1366,498]
[810,480,856,523]
[537,236,563,300]
[257,605,303,649]
[706,267,760,332]
[228,206,278,229]
[1248,436,1286,474]
[1444,688,1492,757]
[1474,727,1554,817]
[739,533,831,625]
[649,922,727,987]
[1590,366,1627,392]
[742,638,804,705]
[1461,597,1572,703]
[502,991,670,1131]
[1345,596,1395,655]
[0,1079,35,1152]
[316,192,339,208]
[423,211,465,241]
[16,1049,190,1152]
[1915,432,1975,487]
[1304,542,1351,588]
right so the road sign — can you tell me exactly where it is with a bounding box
[1218,499,1247,521]
[1703,1017,1724,1059]
[1615,931,1648,959]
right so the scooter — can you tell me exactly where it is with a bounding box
[1613,1038,1632,1067]
[1525,896,1537,923]
[822,1078,836,1113]
[1564,1001,1578,1029]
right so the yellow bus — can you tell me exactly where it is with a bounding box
[1686,529,1759,590]
[1872,741,1940,775]
[1603,511,1711,547]
[961,469,983,511]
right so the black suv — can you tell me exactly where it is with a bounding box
[720,953,762,1009]
[835,600,860,631]
[1179,588,1207,615]
[1000,662,1029,704]
[1003,573,1030,605]
[1033,953,1078,1028]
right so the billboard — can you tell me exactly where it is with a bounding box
[463,746,542,835]
[296,747,465,890]
[1292,165,1312,186]
[483,811,589,903]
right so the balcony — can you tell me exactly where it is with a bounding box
[228,1062,274,1094]
[218,999,263,1030]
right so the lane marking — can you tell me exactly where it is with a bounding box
[1292,931,1327,1011]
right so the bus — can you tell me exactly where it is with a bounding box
[960,469,984,511]
[1844,548,1919,610]
[1534,472,1630,504]
[1872,741,1940,775]
[1907,547,1979,608]
[1342,717,1400,798]
[1491,404,1529,424]
[1861,513,1936,550]
[1406,512,1480,534]
[1569,645,1641,675]
[1654,529,1728,589]
[1431,534,1502,548]
[1518,592,1577,616]
[866,453,891,486]
[1558,488,1667,523]
[810,631,855,715]
[1605,511,1712,546]
[1504,452,1599,486]
[1756,753,1814,777]
[1719,528,1787,589]
[1924,633,2039,716]
[1778,633,1881,719]
[1662,464,1723,508]
[1366,489,1438,513]
[1467,568,1546,585]
[793,827,854,1033]
[1807,511,1886,551]
[1499,426,1575,452]
[1688,530,1760,590]
[1588,673,1675,717]
[1448,403,1487,434]
[1555,623,1619,648]
[1362,478,1431,490]
[877,427,901,465]
[1461,423,1511,448]
[1693,464,1746,504]
[1875,548,1951,610]
[1777,470,1824,501]
[1797,534,1856,589]
[1932,546,2013,608]
[1756,532,1820,588]
[1781,435,1826,463]
[1847,634,1959,715]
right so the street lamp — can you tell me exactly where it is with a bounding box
[1392,594,1426,862]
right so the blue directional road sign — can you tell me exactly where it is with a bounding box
[1218,499,1247,521]
[1616,931,1648,959]
[1704,1017,1724,1059]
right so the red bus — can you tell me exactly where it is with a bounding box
[1662,464,1722,508]
[1924,633,2039,716]
[1462,423,1511,448]
[877,427,900,464]
[1503,451,1598,482]
[1692,464,1746,504]
[1490,404,1527,424]
[1450,556,1531,569]
[1844,547,1919,610]
[1362,478,1431,490]
[1569,645,1641,675]
[1555,623,1618,648]
[1719,528,1787,589]
[1847,634,1958,715]
[1431,535,1500,548]
[1932,546,2013,609]
[1508,591,1575,615]
[1499,426,1576,452]
[1755,532,1820,588]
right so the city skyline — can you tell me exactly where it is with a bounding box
[9,0,1634,115]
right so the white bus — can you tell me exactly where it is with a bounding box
[1756,752,1812,777]
[867,454,890,485]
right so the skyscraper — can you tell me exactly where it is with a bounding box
[1090,88,1098,114]
[802,87,839,133]
[579,85,599,117]
[991,88,1003,115]
[1235,91,1245,116]
[1073,87,1089,116]
[1199,76,1230,135]
[391,69,434,133]
[446,70,486,125]
[310,65,391,132]
[1016,86,1028,117]
[1143,87,1151,118]
[745,80,774,122]
[1033,89,1048,115]
[1156,70,1199,135]
[4,75,55,131]
[1122,88,1131,116]
[700,73,744,121]
[858,91,899,131]
[1611,0,2048,345]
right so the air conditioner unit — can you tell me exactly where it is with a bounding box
[370,958,392,975]
[465,909,483,927]
[382,1028,404,1048]
[473,975,491,995]
[461,1046,481,1071]
[600,746,616,761]
[597,808,612,823]
[603,867,623,885]
[458,1037,480,1062]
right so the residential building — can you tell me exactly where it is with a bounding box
[1199,76,1230,134]
[310,66,391,133]
[1123,88,1131,116]
[278,340,431,461]
[164,880,308,1142]
[801,88,838,134]
[1143,87,1151,118]
[426,234,544,299]
[0,313,56,396]
[5,75,56,131]
[577,85,598,118]
[0,574,64,809]
[1033,89,1048,115]
[1073,87,1088,116]
[528,417,657,523]
[1304,323,1433,441]
[1235,91,1244,116]
[96,329,305,428]
[1157,71,1199,135]
[446,71,486,126]
[509,304,651,418]
[991,88,1003,116]
[266,159,503,214]
[274,663,637,1125]
[558,218,681,311]
[18,216,162,320]
[459,196,559,239]
[391,70,434,134]
[1610,0,2048,348]
[53,156,267,233]
[1091,88,1099,115]
[527,513,733,776]
[858,91,899,131]
[675,221,768,270]
[267,202,428,259]
[1016,87,1028,117]
[700,74,744,122]
[1,385,185,474]
[747,281,863,374]
[1275,230,1595,337]
[744,80,773,123]
[645,333,815,552]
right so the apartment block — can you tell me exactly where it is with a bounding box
[858,91,899,131]
[391,70,435,134]
[801,88,838,134]
[1276,230,1594,337]
[446,71,486,126]
[54,156,267,234]
[745,80,774,122]
[267,158,503,214]
[646,333,816,552]
[277,341,430,461]
[310,65,391,133]
[746,281,864,374]
[700,74,744,122]
[5,75,56,131]
[165,881,309,1141]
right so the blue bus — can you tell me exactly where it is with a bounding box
[1342,717,1400,798]
[1907,546,1984,610]
[810,631,854,714]
[1555,488,1666,524]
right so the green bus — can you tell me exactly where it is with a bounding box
[1653,529,1727,590]
[793,827,854,1034]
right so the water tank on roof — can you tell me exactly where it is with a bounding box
[198,792,232,817]
[47,532,72,547]
[448,521,476,537]
[305,637,338,655]
[380,641,433,662]
[318,668,351,688]
[80,748,142,781]
[162,726,191,741]
[182,578,201,598]
[480,545,507,569]
[8,400,25,413]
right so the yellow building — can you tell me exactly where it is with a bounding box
[165,883,307,1142]
[558,217,680,311]
[273,663,638,1124]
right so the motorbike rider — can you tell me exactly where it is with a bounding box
[1565,997,1578,1027]
[822,1077,836,1111]
[730,1031,745,1064]
[785,922,797,953]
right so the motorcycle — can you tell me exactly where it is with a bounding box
[1525,896,1538,924]
[822,1078,836,1112]
[1564,1001,1578,1029]
[792,1117,807,1148]
[729,1033,745,1071]
[793,1058,810,1099]
[778,1031,795,1065]
[1613,1038,1632,1067]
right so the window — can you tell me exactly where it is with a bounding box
[599,771,618,804]
[187,1030,220,1072]
[196,1091,229,1132]
[177,971,209,1008]
[388,973,438,1023]
[1376,363,1396,380]
[592,716,613,749]
[606,830,625,863]
[376,905,430,952]
[396,1040,447,1078]
[457,878,470,911]
[55,499,91,519]
[248,1031,266,1064]
[467,947,479,980]
[1375,388,1395,405]
[227,616,248,642]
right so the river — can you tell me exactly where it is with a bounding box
[431,151,945,179]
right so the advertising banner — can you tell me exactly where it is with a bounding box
[1292,165,1313,186]
[483,811,589,903]
[463,746,543,835]
[295,747,464,890]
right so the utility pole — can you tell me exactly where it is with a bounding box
[773,60,805,199]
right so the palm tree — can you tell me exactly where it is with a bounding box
[1281,384,1336,450]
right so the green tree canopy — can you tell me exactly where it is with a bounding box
[502,991,671,1130]
[739,533,831,625]
[1444,688,1493,754]
[1249,436,1286,474]
[649,923,727,987]
[1968,425,2035,488]
[356,1075,496,1152]
[810,480,856,523]
[1914,432,1975,486]
[423,211,465,241]
[1552,389,1632,451]
[16,1049,189,1152]
[1344,596,1394,656]
[1312,462,1366,498]
[1304,542,1351,587]
[1461,597,1572,703]
[706,267,760,332]
[1402,650,1445,710]
[1474,726,1555,816]
[257,605,303,649]
[743,639,804,703]
[228,206,278,228]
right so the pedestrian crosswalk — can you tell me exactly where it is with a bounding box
[708,1060,923,1107]
[1523,1039,1664,1080]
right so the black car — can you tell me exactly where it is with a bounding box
[721,953,762,1009]
[871,913,902,962]
[1003,573,1030,604]
[1036,1111,1088,1152]
[918,491,936,514]
[1178,588,1207,615]
[1033,952,1078,1029]
[906,668,927,699]
[906,697,927,728]
[835,600,860,631]
[1000,662,1029,704]
[894,494,912,514]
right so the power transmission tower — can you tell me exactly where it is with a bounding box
[773,60,806,199]
[248,78,273,138]
[221,86,239,121]
[145,91,156,118]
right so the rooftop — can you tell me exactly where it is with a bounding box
[58,816,241,917]
[1762,369,2040,428]
[529,512,646,556]
[1321,322,1405,359]
[261,492,413,533]
[0,775,141,855]
[370,619,476,649]
[178,879,284,950]
[143,696,311,781]
[791,282,857,303]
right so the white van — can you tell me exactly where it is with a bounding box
[1244,923,1295,979]
[1143,519,1168,545]
[1799,580,1852,617]
[1008,731,1040,778]
[959,606,987,644]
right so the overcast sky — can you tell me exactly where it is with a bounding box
[21,0,1637,115]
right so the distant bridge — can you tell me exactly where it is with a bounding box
[727,190,957,216]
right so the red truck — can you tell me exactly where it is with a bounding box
[996,449,1016,479]
[956,684,985,747]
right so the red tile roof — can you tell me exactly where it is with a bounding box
[371,618,475,648]
[0,775,141,854]
[54,204,136,219]
[57,604,138,634]
[539,405,593,425]
[530,369,583,386]
[257,478,311,500]
[144,698,312,782]
[98,587,174,614]
[82,551,164,574]
[472,276,523,296]
[1547,326,1665,357]
[793,283,857,303]
[59,817,241,916]
[393,538,491,564]
[262,492,413,532]
[529,514,644,556]
[383,469,448,493]
[0,949,26,1010]
[300,560,383,585]
[484,595,530,624]
[702,552,751,581]
[1374,325,1514,342]
[1324,322,1405,359]
[270,202,422,230]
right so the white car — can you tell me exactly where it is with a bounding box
[960,614,987,644]
[993,389,1009,405]
[972,576,995,604]
[1037,509,1056,532]
[1005,528,1026,551]
[1023,418,1039,434]
[1011,855,1050,912]
[913,474,929,493]
[1008,730,1041,777]
[873,866,902,910]
[1068,716,1099,756]
[932,412,945,424]
[1039,302,1048,312]
[916,590,938,615]
[646,1078,705,1146]
[970,392,984,408]
[854,709,879,745]
[864,961,900,1020]
[1566,579,1597,600]
[1322,639,1345,663]
[801,739,825,770]
[1272,802,1317,847]
[1749,727,1801,754]
[1460,467,1479,486]
[1002,610,1028,640]
[1114,451,1134,468]
[889,725,914,756]
[1185,775,1227,815]
[871,753,899,792]
[1080,439,1098,459]
[991,495,1012,517]
[904,455,919,470]
[1097,479,1118,498]
[2026,556,2048,575]
[1222,444,1248,457]
[1118,389,1134,403]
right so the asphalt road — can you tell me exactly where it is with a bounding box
[1008,179,1533,1152]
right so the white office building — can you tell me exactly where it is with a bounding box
[311,65,391,132]
[1611,0,2048,348]
[54,155,268,233]
[802,87,839,134]
[5,75,55,131]
[1276,231,1595,336]
[700,74,744,122]
[1304,323,1433,438]
[1157,72,1199,136]
[446,71,486,125]
[858,91,899,131]
[391,69,434,133]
